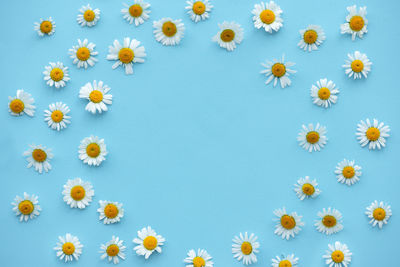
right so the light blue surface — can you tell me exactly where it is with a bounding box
[1,0,399,266]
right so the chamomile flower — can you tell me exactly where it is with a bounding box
[107,37,146,75]
[185,0,213,23]
[341,5,367,40]
[212,21,243,51]
[298,25,325,52]
[8,89,35,117]
[133,226,165,259]
[184,249,213,267]
[11,192,41,222]
[251,1,283,33]
[365,200,392,229]
[44,102,71,131]
[323,241,352,267]
[34,17,56,36]
[297,123,327,152]
[343,51,372,79]
[310,79,339,108]
[100,236,126,264]
[77,4,100,27]
[273,207,304,240]
[23,144,53,173]
[232,232,260,265]
[78,135,107,166]
[294,176,321,200]
[356,119,390,150]
[153,18,185,46]
[69,39,98,69]
[54,233,83,262]
[79,80,112,114]
[260,55,296,88]
[97,200,124,224]
[121,1,151,26]
[62,178,94,209]
[335,159,362,186]
[271,254,299,267]
[315,208,343,235]
[43,62,70,88]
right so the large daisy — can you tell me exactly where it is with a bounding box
[78,135,107,166]
[8,89,35,117]
[343,51,372,80]
[11,192,41,222]
[297,123,327,152]
[62,178,94,209]
[79,80,112,114]
[100,236,126,264]
[310,79,339,108]
[185,0,213,23]
[184,249,213,267]
[251,1,283,33]
[97,200,124,224]
[232,232,260,265]
[34,17,56,36]
[54,234,83,262]
[212,21,243,51]
[315,208,343,235]
[43,62,70,88]
[298,25,325,51]
[273,207,304,240]
[340,5,367,40]
[323,241,352,267]
[260,55,296,88]
[23,144,53,173]
[133,226,165,259]
[77,4,100,27]
[294,176,321,200]
[121,1,151,26]
[356,118,390,150]
[69,39,98,69]
[334,159,362,186]
[271,254,298,267]
[365,200,392,229]
[44,102,71,131]
[153,18,185,46]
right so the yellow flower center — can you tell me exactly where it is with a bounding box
[318,87,331,100]
[129,4,143,17]
[162,21,177,37]
[342,166,355,179]
[143,236,158,250]
[106,244,120,256]
[104,203,119,218]
[18,200,34,215]
[50,68,64,82]
[9,99,25,113]
[40,20,53,34]
[241,241,252,255]
[62,242,75,255]
[349,15,365,31]
[302,183,315,196]
[271,63,286,78]
[118,47,134,64]
[86,143,101,158]
[89,90,103,103]
[76,47,91,61]
[193,256,206,267]
[220,29,235,42]
[366,127,380,141]
[322,215,337,228]
[306,131,320,144]
[279,260,292,267]
[51,110,64,123]
[259,9,275,24]
[70,185,86,201]
[83,9,95,22]
[373,207,386,221]
[192,1,206,15]
[351,60,364,73]
[32,149,47,162]
[280,215,296,230]
[331,250,344,263]
[303,30,318,44]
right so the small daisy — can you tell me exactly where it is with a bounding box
[315,208,343,235]
[212,21,244,51]
[294,176,321,200]
[356,119,390,150]
[11,192,41,222]
[133,226,165,259]
[335,159,362,186]
[79,80,112,114]
[77,4,100,27]
[323,241,352,267]
[43,62,70,88]
[107,37,146,75]
[343,51,372,79]
[54,233,83,262]
[273,207,304,240]
[121,1,151,26]
[272,254,299,267]
[365,200,392,229]
[184,249,213,267]
[8,89,35,117]
[251,1,283,33]
[260,55,296,88]
[100,236,126,264]
[185,0,213,23]
[23,144,53,173]
[69,39,98,69]
[78,135,107,166]
[310,79,339,108]
[232,232,260,265]
[297,123,327,152]
[153,18,185,46]
[298,25,326,51]
[62,178,94,209]
[97,200,124,224]
[341,5,367,40]
[44,102,71,131]
[34,17,56,36]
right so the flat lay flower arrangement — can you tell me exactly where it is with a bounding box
[1,0,398,266]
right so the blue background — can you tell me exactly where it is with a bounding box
[1,0,399,266]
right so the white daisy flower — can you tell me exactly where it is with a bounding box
[43,62,70,88]
[62,178,94,209]
[273,207,304,240]
[212,21,244,51]
[79,80,112,114]
[133,226,165,259]
[365,200,392,229]
[69,39,98,69]
[97,200,124,224]
[310,79,339,108]
[294,176,321,200]
[44,102,71,131]
[252,1,283,33]
[121,1,151,26]
[23,144,53,174]
[298,25,325,51]
[100,236,126,264]
[271,254,299,267]
[185,0,213,23]
[11,192,41,222]
[232,232,260,265]
[356,118,390,150]
[297,123,327,152]
[54,233,83,262]
[323,241,352,267]
[315,208,343,235]
[78,135,108,166]
[340,5,367,40]
[8,89,35,117]
[184,249,213,267]
[77,4,100,27]
[34,17,56,36]
[342,51,372,79]
[260,55,296,88]
[334,159,362,186]
[153,18,185,46]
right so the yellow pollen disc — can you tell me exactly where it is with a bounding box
[106,244,120,257]
[162,21,177,37]
[220,29,235,42]
[62,242,75,255]
[349,15,365,32]
[76,47,91,61]
[104,203,118,218]
[351,59,364,73]
[303,30,318,44]
[279,260,292,267]
[306,131,320,144]
[143,236,158,250]
[366,127,380,141]
[118,47,134,64]
[83,9,95,22]
[193,256,206,267]
[50,68,64,82]
[18,200,34,215]
[51,110,64,123]
[322,215,337,228]
[259,9,275,24]
[271,63,286,78]
[129,4,143,17]
[32,149,47,162]
[70,185,86,201]
[86,143,101,158]
[89,90,103,103]
[302,183,315,196]
[280,215,296,230]
[241,241,252,255]
[9,99,25,113]
[318,87,331,100]
[40,21,53,34]
[331,250,344,263]
[342,166,355,179]
[373,207,386,221]
[192,1,206,15]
